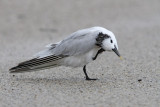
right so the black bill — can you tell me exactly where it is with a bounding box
[112,46,121,57]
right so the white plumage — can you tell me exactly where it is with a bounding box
[10,26,121,80]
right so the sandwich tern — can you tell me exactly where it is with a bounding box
[10,26,122,80]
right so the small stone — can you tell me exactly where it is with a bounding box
[138,79,142,82]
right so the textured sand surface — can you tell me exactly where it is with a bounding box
[0,0,160,107]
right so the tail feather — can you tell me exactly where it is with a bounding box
[9,55,63,73]
[9,66,31,73]
[9,63,58,73]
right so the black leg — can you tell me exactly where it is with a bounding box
[83,65,97,80]
[92,48,105,60]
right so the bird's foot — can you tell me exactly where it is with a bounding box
[92,57,96,60]
[86,77,98,81]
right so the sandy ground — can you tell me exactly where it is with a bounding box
[0,0,160,107]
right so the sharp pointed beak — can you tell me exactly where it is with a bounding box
[112,46,122,59]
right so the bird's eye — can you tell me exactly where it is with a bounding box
[110,40,113,43]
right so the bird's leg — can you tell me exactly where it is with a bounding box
[83,65,97,80]
[92,48,105,60]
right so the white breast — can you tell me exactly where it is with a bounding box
[60,47,100,67]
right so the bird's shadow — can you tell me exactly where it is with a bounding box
[12,75,108,87]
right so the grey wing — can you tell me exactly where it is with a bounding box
[35,28,99,58]
[35,41,61,58]
[52,30,99,56]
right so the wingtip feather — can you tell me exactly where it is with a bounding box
[9,66,30,73]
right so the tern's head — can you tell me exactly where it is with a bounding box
[95,29,121,58]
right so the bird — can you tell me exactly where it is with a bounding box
[9,26,122,80]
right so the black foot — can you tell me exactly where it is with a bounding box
[92,48,105,60]
[83,65,98,81]
[86,77,98,81]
